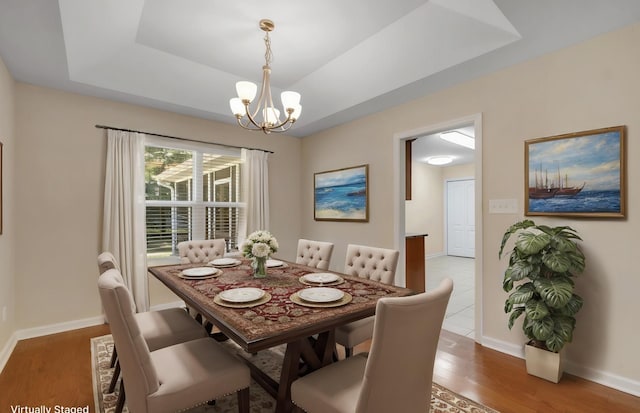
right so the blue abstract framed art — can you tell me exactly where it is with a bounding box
[314,164,369,222]
[525,125,626,218]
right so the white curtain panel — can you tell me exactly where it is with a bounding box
[102,129,149,311]
[240,148,270,238]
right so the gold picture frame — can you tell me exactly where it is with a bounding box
[314,164,369,222]
[525,126,626,218]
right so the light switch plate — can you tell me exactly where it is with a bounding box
[489,199,518,214]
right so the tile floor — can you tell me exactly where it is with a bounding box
[426,255,475,338]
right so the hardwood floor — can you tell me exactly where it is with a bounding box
[1,325,638,413]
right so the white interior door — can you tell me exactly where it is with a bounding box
[447,179,475,258]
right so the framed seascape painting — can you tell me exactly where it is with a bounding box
[525,125,626,218]
[314,164,369,222]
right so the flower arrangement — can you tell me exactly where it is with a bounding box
[242,230,279,259]
[242,230,278,277]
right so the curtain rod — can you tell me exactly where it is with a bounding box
[94,124,274,154]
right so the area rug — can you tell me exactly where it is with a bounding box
[91,335,499,413]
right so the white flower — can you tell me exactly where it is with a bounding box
[243,230,278,259]
[251,242,271,258]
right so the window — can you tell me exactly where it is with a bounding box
[144,137,244,260]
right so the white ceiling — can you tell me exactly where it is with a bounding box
[1,1,640,138]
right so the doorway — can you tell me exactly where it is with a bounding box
[394,114,482,341]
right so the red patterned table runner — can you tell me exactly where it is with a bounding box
[149,259,411,348]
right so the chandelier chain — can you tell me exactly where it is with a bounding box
[264,32,272,67]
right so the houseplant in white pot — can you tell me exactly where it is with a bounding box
[499,219,585,382]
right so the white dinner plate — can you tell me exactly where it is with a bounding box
[181,267,217,277]
[301,273,340,284]
[266,259,284,268]
[209,258,239,266]
[298,287,345,303]
[219,287,266,303]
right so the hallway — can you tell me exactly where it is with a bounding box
[426,255,475,338]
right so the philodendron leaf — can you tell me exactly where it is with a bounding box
[545,333,565,353]
[509,282,536,304]
[499,219,535,258]
[553,315,575,343]
[534,278,573,308]
[530,316,554,341]
[516,232,550,255]
[508,261,539,281]
[542,250,572,273]
[508,306,525,329]
[503,273,514,292]
[525,299,549,320]
[551,235,577,252]
[560,294,584,316]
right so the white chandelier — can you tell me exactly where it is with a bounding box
[229,19,302,134]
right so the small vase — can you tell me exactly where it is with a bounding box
[252,257,267,278]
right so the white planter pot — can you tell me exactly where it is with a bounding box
[524,343,565,383]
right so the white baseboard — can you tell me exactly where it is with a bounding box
[480,335,525,359]
[16,315,106,341]
[0,332,18,375]
[564,360,640,397]
[481,334,640,397]
[0,301,185,375]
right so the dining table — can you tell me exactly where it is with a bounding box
[148,257,413,413]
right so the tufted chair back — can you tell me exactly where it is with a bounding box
[178,239,226,264]
[296,239,334,270]
[97,251,121,274]
[356,279,453,412]
[98,269,160,413]
[344,244,399,285]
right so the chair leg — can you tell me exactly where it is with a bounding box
[345,347,353,358]
[108,360,121,393]
[237,387,250,413]
[109,346,118,368]
[115,381,126,413]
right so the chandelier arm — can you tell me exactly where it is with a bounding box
[242,103,263,129]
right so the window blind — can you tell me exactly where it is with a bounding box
[144,142,244,259]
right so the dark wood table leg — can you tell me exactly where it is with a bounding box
[275,340,302,413]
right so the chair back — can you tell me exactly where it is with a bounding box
[344,244,399,284]
[97,251,121,274]
[98,269,159,413]
[178,239,226,264]
[356,278,453,413]
[296,239,334,270]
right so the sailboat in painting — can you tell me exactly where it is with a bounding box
[529,165,585,199]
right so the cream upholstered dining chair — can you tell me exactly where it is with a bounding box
[335,244,400,357]
[97,252,209,413]
[178,239,226,264]
[98,269,251,413]
[296,239,334,270]
[176,239,227,330]
[291,278,453,413]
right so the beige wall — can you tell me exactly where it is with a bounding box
[13,84,302,329]
[302,23,640,387]
[0,56,15,349]
[405,161,443,256]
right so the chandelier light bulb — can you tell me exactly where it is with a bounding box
[229,98,246,117]
[281,91,301,110]
[236,81,257,103]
